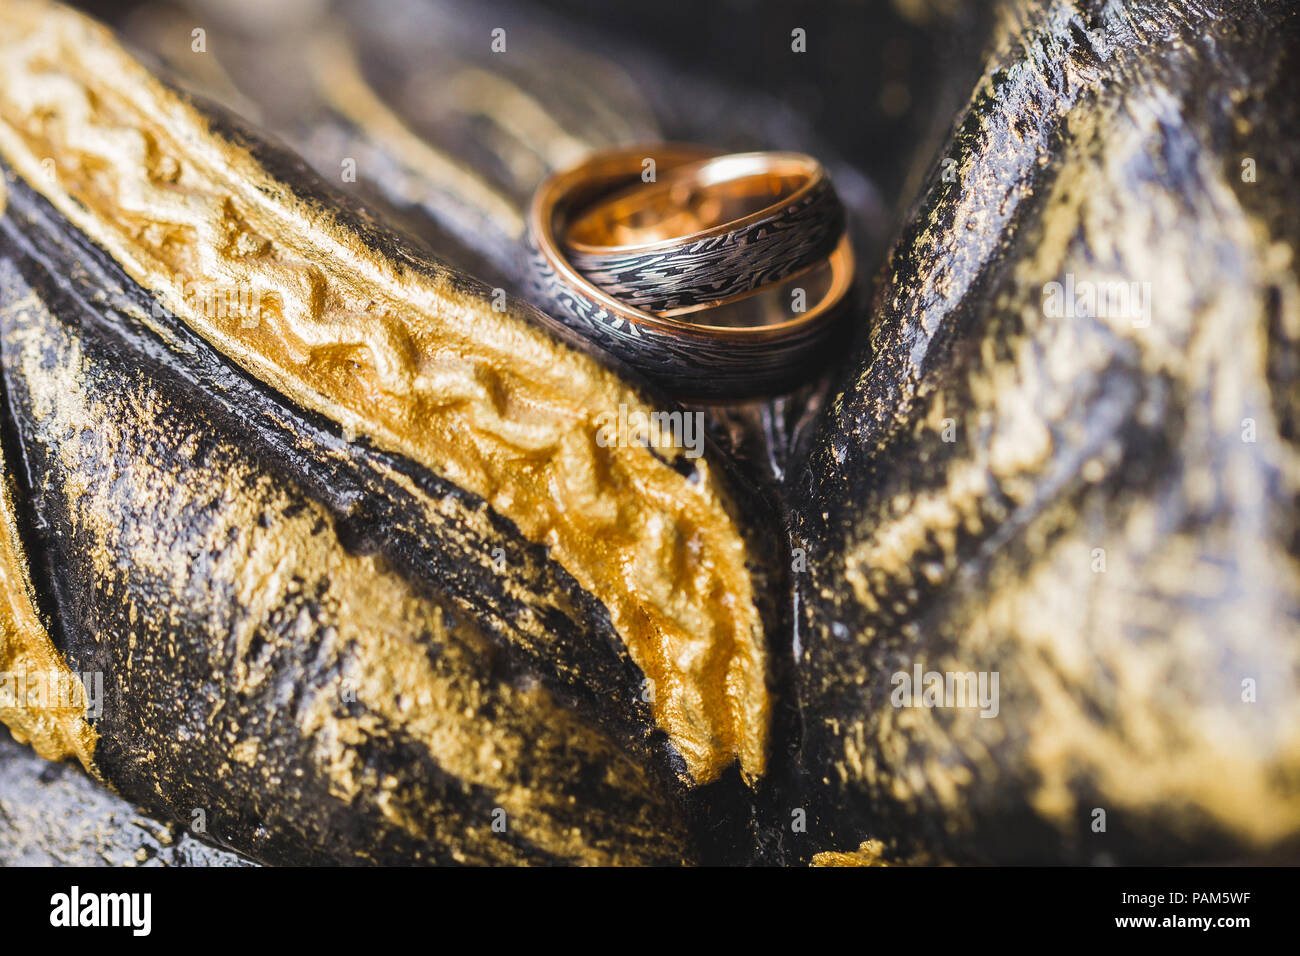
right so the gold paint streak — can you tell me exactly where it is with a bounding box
[6,297,683,863]
[0,0,767,784]
[809,838,937,866]
[986,83,1300,841]
[308,29,526,240]
[810,839,892,867]
[0,375,97,772]
[834,18,1300,845]
[439,66,594,172]
[121,3,266,127]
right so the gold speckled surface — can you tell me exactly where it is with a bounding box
[0,418,97,772]
[0,0,769,785]
[796,0,1300,860]
[810,839,892,867]
[0,272,695,864]
[848,34,1300,840]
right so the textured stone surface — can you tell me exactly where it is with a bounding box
[0,728,255,866]
[791,0,1300,864]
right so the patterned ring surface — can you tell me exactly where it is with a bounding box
[564,152,846,314]
[526,145,855,400]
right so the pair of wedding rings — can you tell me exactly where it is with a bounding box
[527,144,855,399]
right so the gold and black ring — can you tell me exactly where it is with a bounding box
[526,144,855,399]
[563,152,845,314]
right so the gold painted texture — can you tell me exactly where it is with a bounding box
[0,429,97,771]
[0,0,771,784]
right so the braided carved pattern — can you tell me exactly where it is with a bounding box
[525,232,840,399]
[566,177,845,313]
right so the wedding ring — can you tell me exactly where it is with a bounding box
[525,144,855,399]
[564,152,845,314]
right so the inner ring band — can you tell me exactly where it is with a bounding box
[563,151,845,314]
